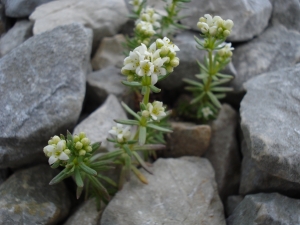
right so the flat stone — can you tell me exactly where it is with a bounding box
[2,0,54,18]
[30,0,129,48]
[0,20,33,57]
[177,0,272,42]
[239,140,300,197]
[0,24,92,168]
[0,165,71,225]
[240,65,300,184]
[74,94,127,152]
[225,195,244,216]
[271,0,300,31]
[205,104,240,202]
[64,199,101,225]
[101,157,226,225]
[232,25,300,92]
[91,34,125,71]
[227,193,300,225]
[163,122,211,157]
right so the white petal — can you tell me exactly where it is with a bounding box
[151,114,158,120]
[49,155,58,165]
[109,130,117,135]
[123,63,136,70]
[159,67,167,76]
[151,74,158,85]
[59,152,69,161]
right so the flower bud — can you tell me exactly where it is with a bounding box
[224,19,234,30]
[127,75,134,82]
[142,110,150,117]
[223,30,230,37]
[209,26,217,36]
[199,17,206,22]
[64,149,71,155]
[170,57,179,67]
[81,138,90,146]
[79,132,86,140]
[73,135,80,143]
[121,68,130,76]
[79,150,86,156]
[156,39,164,48]
[160,46,169,56]
[48,140,54,145]
[197,22,209,33]
[75,142,83,150]
[166,66,174,73]
[85,146,92,152]
[52,135,61,144]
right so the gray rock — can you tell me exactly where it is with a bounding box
[91,34,125,71]
[2,0,54,18]
[0,20,33,57]
[271,0,300,31]
[232,25,300,92]
[101,157,226,225]
[227,193,300,225]
[64,199,102,225]
[0,24,92,169]
[0,3,5,35]
[239,140,300,196]
[0,164,71,225]
[160,30,236,90]
[240,65,300,184]
[164,122,211,158]
[226,195,244,216]
[205,104,240,202]
[87,66,133,106]
[177,0,272,42]
[0,169,8,186]
[74,94,127,152]
[30,0,129,49]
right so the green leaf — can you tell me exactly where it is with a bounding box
[140,102,147,111]
[74,167,84,188]
[67,130,73,142]
[146,124,172,133]
[182,78,203,87]
[121,81,142,87]
[97,174,117,187]
[139,126,147,145]
[127,140,138,144]
[196,60,208,73]
[185,86,201,91]
[106,138,117,143]
[132,151,153,174]
[216,73,234,79]
[92,166,115,171]
[76,186,83,199]
[215,93,226,99]
[90,160,114,168]
[95,150,123,161]
[91,142,101,153]
[132,144,166,151]
[50,160,60,169]
[124,155,131,181]
[121,102,141,120]
[207,91,222,108]
[131,165,148,184]
[114,119,139,126]
[211,87,233,92]
[123,144,132,156]
[190,92,205,104]
[195,73,208,80]
[149,85,161,93]
[79,162,97,176]
[211,78,232,87]
[49,167,71,185]
[87,175,110,201]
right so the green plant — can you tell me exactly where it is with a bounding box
[183,14,235,121]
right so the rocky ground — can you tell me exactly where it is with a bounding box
[0,0,300,224]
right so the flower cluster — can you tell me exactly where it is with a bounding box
[43,135,70,165]
[142,101,166,121]
[129,0,143,12]
[73,132,92,156]
[218,43,234,58]
[109,124,131,143]
[197,14,234,38]
[121,37,180,85]
[138,7,161,28]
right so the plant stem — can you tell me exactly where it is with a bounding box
[143,86,150,105]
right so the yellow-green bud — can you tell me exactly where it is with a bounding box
[85,146,92,152]
[75,142,83,150]
[81,138,90,146]
[170,57,179,67]
[52,135,60,144]
[223,30,230,37]
[79,132,86,140]
[48,140,54,145]
[224,19,234,30]
[168,51,176,59]
[142,110,150,117]
[127,75,134,82]
[73,135,80,143]
[160,46,169,56]
[79,150,86,156]
[166,66,174,73]
[64,149,71,155]
[156,39,164,48]
[199,17,206,22]
[142,39,149,46]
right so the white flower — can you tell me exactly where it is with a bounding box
[218,43,234,57]
[129,0,143,11]
[109,124,131,143]
[136,21,156,36]
[136,60,154,76]
[156,37,180,53]
[139,7,161,28]
[202,107,213,119]
[146,101,166,120]
[47,140,69,165]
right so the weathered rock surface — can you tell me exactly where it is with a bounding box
[64,199,102,225]
[177,0,272,41]
[30,0,128,47]
[0,3,5,36]
[0,20,33,57]
[232,25,300,92]
[0,165,71,224]
[0,169,8,186]
[227,193,300,225]
[239,140,300,197]
[74,94,127,152]
[240,65,300,184]
[87,66,133,106]
[205,104,240,202]
[2,0,54,18]
[0,24,92,168]
[101,157,226,225]
[271,0,300,31]
[164,122,211,158]
[91,34,125,70]
[226,195,244,216]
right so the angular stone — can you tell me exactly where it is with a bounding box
[226,195,244,216]
[0,165,71,224]
[87,66,133,107]
[232,25,300,92]
[0,24,92,168]
[74,95,127,152]
[227,193,300,225]
[240,65,300,184]
[271,0,300,31]
[177,0,272,42]
[160,30,236,90]
[91,34,125,70]
[101,157,226,225]
[30,0,129,48]
[163,122,211,158]
[64,199,101,225]
[0,20,33,57]
[239,140,300,197]
[205,104,240,202]
[2,0,54,18]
